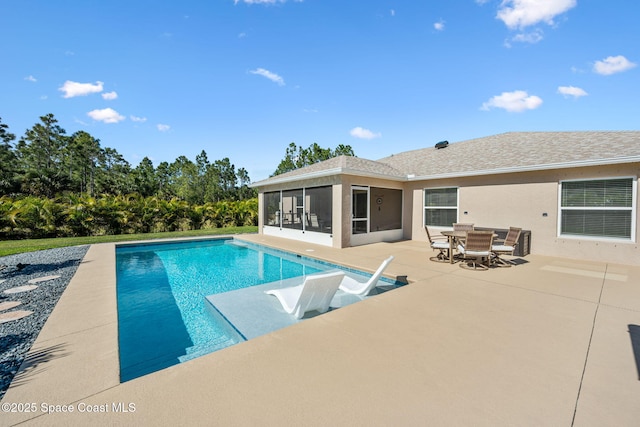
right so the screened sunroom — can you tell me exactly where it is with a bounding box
[262,185,334,246]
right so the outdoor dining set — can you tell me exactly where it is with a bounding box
[425,223,523,270]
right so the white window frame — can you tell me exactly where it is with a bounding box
[351,185,370,235]
[557,176,637,242]
[423,187,459,228]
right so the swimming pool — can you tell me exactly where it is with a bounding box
[116,238,384,381]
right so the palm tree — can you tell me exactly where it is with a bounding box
[62,193,96,236]
[93,194,126,235]
[188,204,206,230]
[233,199,259,226]
[10,196,62,238]
[0,196,15,237]
[159,198,190,232]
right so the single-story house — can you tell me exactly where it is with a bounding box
[250,131,640,266]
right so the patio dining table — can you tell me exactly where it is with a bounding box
[440,230,469,264]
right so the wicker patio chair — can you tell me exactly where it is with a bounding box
[425,226,450,262]
[453,223,475,232]
[491,227,522,267]
[452,223,474,245]
[457,231,494,270]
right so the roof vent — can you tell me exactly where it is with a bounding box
[435,140,449,149]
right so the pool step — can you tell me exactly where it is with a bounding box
[224,240,249,249]
[178,335,242,363]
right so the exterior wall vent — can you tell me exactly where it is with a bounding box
[435,140,449,149]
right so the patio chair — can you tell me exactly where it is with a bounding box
[492,227,522,267]
[453,223,475,232]
[425,226,450,262]
[339,256,394,296]
[265,271,344,319]
[453,223,474,245]
[310,213,320,227]
[457,231,494,270]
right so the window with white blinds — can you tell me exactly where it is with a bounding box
[560,178,635,239]
[424,187,458,227]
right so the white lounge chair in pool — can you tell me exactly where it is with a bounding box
[338,256,394,296]
[265,271,345,319]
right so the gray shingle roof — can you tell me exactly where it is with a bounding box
[378,131,640,179]
[251,155,404,187]
[251,131,640,187]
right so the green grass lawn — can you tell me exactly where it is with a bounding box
[0,226,258,257]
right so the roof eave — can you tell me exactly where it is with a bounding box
[250,167,406,188]
[407,156,640,181]
[341,168,406,182]
[250,168,342,188]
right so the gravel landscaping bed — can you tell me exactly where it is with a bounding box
[0,245,89,400]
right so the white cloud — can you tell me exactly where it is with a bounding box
[102,91,118,100]
[130,115,147,123]
[349,127,381,140]
[59,80,104,98]
[249,68,285,86]
[87,108,125,123]
[157,124,171,132]
[593,55,637,75]
[434,20,445,31]
[497,0,576,29]
[390,9,395,17]
[24,75,37,82]
[481,90,543,112]
[557,86,588,98]
[507,29,544,46]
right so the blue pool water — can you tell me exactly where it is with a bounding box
[116,238,329,381]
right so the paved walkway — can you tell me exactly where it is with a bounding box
[3,235,640,426]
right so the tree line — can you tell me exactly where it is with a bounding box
[0,114,254,202]
[0,114,258,238]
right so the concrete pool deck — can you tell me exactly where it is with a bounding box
[3,234,640,426]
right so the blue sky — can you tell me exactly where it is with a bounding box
[2,0,638,181]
